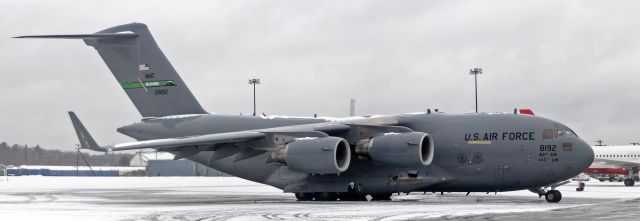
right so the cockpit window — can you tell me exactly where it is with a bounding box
[564,129,577,137]
[543,128,577,139]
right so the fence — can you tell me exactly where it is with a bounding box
[6,168,119,177]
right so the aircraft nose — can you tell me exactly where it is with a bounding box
[574,138,594,171]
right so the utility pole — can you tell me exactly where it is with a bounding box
[248,78,261,116]
[349,99,356,117]
[469,68,483,113]
[24,144,28,165]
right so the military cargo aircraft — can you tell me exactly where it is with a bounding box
[18,23,594,203]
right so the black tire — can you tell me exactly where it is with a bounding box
[371,193,393,201]
[295,192,314,201]
[545,190,562,203]
[624,179,635,186]
[316,192,338,201]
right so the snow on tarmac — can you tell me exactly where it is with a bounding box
[0,176,638,221]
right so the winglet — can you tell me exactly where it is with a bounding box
[68,111,107,152]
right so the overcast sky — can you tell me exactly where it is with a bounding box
[1,0,639,151]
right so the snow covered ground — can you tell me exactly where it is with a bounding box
[0,176,638,221]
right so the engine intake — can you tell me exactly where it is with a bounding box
[356,132,434,167]
[272,137,351,174]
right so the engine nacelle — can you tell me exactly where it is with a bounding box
[356,132,434,167]
[271,137,351,174]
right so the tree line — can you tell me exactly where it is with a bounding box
[0,142,133,166]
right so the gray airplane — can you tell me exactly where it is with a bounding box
[18,23,594,203]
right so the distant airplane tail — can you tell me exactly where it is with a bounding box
[17,23,207,118]
[68,111,108,152]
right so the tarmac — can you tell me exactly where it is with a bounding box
[1,176,638,221]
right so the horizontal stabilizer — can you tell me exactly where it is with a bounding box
[14,33,138,40]
[68,111,107,152]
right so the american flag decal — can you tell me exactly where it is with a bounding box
[138,63,150,71]
[562,143,573,151]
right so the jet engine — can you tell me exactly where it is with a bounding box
[272,137,351,174]
[356,132,434,167]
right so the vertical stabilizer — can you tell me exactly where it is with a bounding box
[18,23,207,117]
[85,23,207,117]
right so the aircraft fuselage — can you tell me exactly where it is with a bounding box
[117,112,594,194]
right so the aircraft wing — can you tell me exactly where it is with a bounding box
[69,111,406,160]
[70,111,268,154]
[110,131,267,151]
[593,157,639,169]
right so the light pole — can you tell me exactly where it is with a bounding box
[248,78,260,116]
[469,68,483,113]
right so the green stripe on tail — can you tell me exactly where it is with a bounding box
[122,80,176,89]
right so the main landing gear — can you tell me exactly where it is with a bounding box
[294,192,387,201]
[624,179,635,186]
[624,167,639,186]
[529,180,569,203]
[370,193,393,201]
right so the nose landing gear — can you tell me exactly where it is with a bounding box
[544,190,562,202]
[529,180,570,203]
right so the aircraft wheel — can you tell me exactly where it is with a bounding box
[624,179,635,186]
[316,192,338,201]
[295,192,315,201]
[370,193,393,201]
[544,190,562,203]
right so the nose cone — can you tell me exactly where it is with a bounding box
[574,138,595,171]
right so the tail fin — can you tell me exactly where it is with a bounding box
[17,23,207,118]
[68,111,107,152]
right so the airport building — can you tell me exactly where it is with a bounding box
[131,151,227,177]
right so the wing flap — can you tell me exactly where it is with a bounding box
[110,131,266,151]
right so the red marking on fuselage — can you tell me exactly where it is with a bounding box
[585,167,629,175]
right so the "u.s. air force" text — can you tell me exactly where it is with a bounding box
[464,132,535,141]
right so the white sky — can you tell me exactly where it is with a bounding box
[1,0,639,150]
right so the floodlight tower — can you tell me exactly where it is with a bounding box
[248,78,261,116]
[349,99,356,117]
[469,68,483,113]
